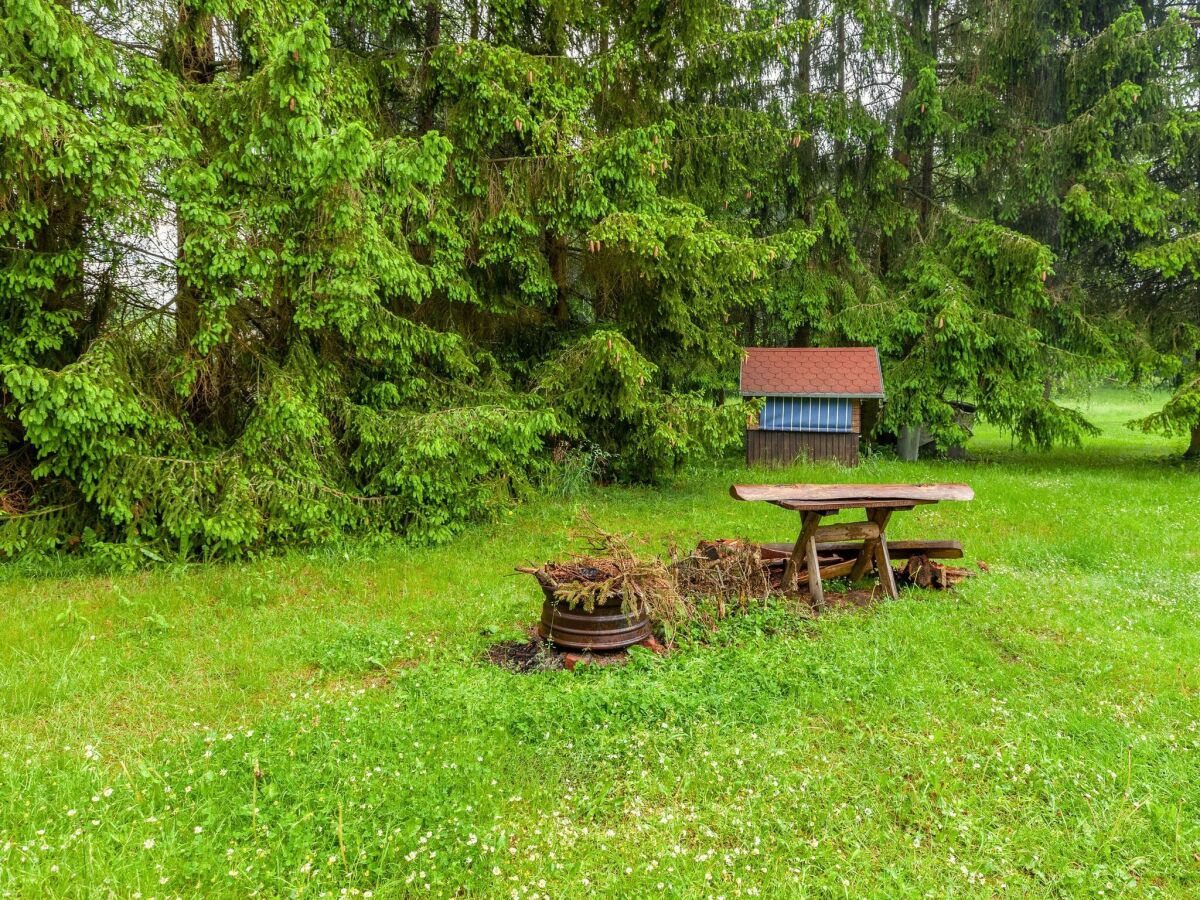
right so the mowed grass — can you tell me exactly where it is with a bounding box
[0,389,1197,897]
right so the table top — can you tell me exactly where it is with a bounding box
[730,483,975,505]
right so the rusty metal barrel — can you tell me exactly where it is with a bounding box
[535,582,651,651]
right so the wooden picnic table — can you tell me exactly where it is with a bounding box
[730,482,974,606]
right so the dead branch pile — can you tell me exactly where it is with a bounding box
[0,447,35,516]
[518,531,789,632]
[670,539,777,617]
[517,527,680,622]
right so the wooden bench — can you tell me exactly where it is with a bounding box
[731,483,973,606]
[758,539,964,561]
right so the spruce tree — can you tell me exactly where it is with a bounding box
[2,0,1198,558]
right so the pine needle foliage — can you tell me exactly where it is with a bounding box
[2,0,1199,556]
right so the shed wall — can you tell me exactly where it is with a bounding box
[745,429,860,467]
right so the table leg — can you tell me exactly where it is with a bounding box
[872,511,899,600]
[783,511,822,594]
[805,526,825,609]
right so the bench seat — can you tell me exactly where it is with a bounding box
[758,539,963,561]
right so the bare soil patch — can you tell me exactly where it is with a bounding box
[487,634,566,673]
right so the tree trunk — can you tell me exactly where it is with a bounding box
[1189,353,1200,458]
[884,0,936,273]
[549,235,569,324]
[176,213,199,349]
[795,0,815,220]
[177,11,216,84]
[34,204,85,365]
[417,2,442,134]
[918,142,934,227]
[174,6,215,349]
[833,12,846,167]
[917,1,938,230]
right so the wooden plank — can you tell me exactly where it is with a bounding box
[838,538,963,559]
[797,557,856,582]
[730,482,974,503]
[759,540,964,561]
[813,520,880,542]
[773,499,922,512]
[790,556,848,581]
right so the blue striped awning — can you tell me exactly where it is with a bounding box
[760,397,854,433]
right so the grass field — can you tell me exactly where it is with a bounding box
[1,389,1197,896]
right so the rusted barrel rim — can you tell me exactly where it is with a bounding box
[525,572,652,651]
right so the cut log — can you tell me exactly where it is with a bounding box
[814,520,880,542]
[851,508,891,582]
[896,554,975,590]
[767,557,856,585]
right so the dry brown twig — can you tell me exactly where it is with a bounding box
[517,516,781,634]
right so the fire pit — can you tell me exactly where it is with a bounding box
[522,563,652,651]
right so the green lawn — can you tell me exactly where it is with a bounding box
[1,389,1198,897]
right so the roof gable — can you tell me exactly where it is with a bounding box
[739,347,884,398]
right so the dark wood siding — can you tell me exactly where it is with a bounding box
[745,428,859,467]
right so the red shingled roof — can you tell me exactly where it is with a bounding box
[739,347,884,398]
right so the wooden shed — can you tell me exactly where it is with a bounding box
[740,347,884,467]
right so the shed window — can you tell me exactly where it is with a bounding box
[760,397,854,433]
